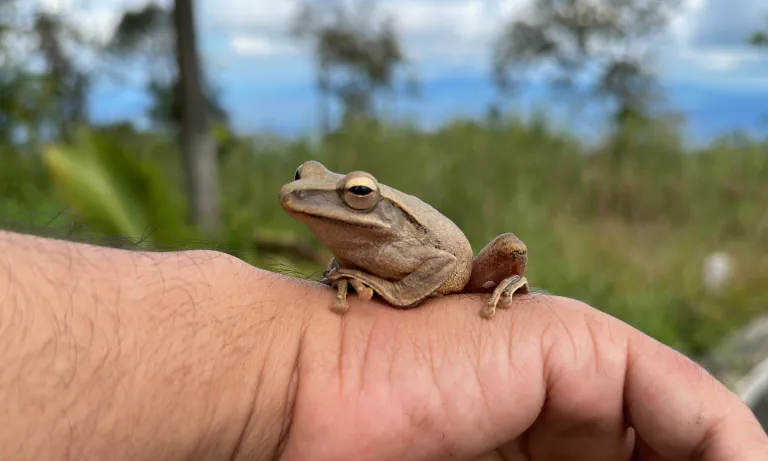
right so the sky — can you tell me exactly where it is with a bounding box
[33,0,768,143]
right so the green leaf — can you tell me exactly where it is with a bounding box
[42,128,189,246]
[43,140,147,240]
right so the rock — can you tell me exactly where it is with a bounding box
[699,315,768,429]
[754,393,768,433]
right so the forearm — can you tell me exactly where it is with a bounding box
[0,231,302,461]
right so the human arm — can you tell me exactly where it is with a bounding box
[0,230,300,460]
[1,230,766,461]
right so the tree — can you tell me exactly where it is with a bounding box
[172,0,219,233]
[290,0,416,133]
[0,5,93,144]
[0,0,22,140]
[492,0,682,125]
[748,16,768,48]
[33,12,90,141]
[106,4,227,129]
[105,2,222,232]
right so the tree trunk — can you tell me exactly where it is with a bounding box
[316,58,331,136]
[172,0,219,233]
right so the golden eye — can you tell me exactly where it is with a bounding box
[342,174,379,210]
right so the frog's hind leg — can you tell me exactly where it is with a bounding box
[465,233,529,318]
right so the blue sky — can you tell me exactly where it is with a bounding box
[43,0,768,144]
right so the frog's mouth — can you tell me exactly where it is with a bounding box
[285,207,386,231]
[279,184,389,231]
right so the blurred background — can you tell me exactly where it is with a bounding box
[0,0,767,378]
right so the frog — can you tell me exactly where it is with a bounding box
[278,160,529,318]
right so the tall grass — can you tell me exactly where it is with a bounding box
[2,116,767,356]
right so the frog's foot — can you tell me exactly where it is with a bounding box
[348,278,374,301]
[323,266,374,301]
[480,275,529,319]
[330,278,350,314]
[325,252,457,308]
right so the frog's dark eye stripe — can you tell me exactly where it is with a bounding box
[294,166,302,181]
[348,185,373,196]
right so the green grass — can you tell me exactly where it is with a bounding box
[2,116,767,357]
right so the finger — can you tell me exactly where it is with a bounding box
[523,298,635,461]
[624,323,768,460]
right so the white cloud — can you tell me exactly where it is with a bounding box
[36,0,172,43]
[659,0,768,85]
[381,0,498,43]
[214,0,761,84]
[220,0,533,74]
[378,0,505,66]
[229,35,297,57]
[683,48,762,72]
[671,0,705,36]
[199,0,301,34]
[17,0,768,89]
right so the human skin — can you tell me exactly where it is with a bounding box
[0,230,766,461]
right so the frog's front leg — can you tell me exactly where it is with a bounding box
[465,233,529,318]
[330,278,350,313]
[325,250,458,309]
[321,257,374,312]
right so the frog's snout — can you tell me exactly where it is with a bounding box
[278,185,293,207]
[278,184,307,209]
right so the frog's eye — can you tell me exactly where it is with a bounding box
[294,165,302,181]
[343,175,379,211]
[348,185,373,196]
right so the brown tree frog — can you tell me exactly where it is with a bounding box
[278,160,529,318]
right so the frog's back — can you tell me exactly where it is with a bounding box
[380,184,474,293]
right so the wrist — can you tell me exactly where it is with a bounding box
[117,249,308,461]
[0,231,307,461]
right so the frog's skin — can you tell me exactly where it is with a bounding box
[278,160,529,318]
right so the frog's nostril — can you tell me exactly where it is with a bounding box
[279,187,307,206]
[278,187,292,205]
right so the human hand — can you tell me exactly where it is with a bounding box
[274,280,768,460]
[2,232,766,461]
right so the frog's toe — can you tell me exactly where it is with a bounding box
[330,298,349,314]
[329,278,350,314]
[349,279,374,301]
[501,276,529,297]
[358,287,374,301]
[479,302,497,319]
[498,294,514,309]
[512,280,530,296]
